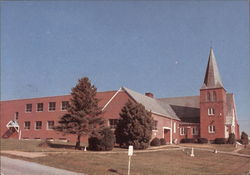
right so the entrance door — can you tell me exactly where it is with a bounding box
[164,129,171,144]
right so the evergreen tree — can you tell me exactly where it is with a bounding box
[115,100,154,149]
[54,77,104,149]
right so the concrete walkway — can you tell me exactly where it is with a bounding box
[180,146,250,158]
[0,156,84,175]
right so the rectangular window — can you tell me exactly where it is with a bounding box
[109,119,118,129]
[35,121,42,130]
[208,125,215,133]
[61,101,69,111]
[26,104,32,112]
[208,108,215,115]
[192,127,199,135]
[47,121,54,130]
[180,127,186,135]
[173,122,176,133]
[37,103,43,112]
[24,121,31,130]
[153,120,158,130]
[15,112,19,120]
[49,102,56,111]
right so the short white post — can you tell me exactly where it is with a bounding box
[214,149,217,154]
[128,145,133,175]
[190,147,194,157]
[18,130,22,140]
[84,146,87,152]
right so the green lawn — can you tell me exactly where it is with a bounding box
[1,139,250,175]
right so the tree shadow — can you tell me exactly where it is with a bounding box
[108,168,123,175]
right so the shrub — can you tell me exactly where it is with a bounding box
[228,133,236,144]
[180,138,195,143]
[160,138,166,145]
[88,127,115,151]
[214,138,227,144]
[241,132,249,145]
[150,137,160,146]
[197,138,208,144]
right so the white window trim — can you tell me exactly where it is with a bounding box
[36,103,44,112]
[208,108,215,116]
[152,120,158,131]
[173,122,176,133]
[47,121,54,130]
[192,127,199,135]
[25,104,32,113]
[180,127,185,135]
[24,121,31,130]
[35,121,42,130]
[48,102,56,112]
[208,125,215,133]
[61,101,69,111]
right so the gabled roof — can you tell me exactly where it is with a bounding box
[122,87,180,120]
[158,96,200,123]
[201,48,224,89]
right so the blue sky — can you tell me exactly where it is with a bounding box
[1,1,249,134]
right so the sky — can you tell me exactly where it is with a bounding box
[1,1,249,135]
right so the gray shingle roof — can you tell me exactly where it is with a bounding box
[122,87,235,125]
[201,48,224,89]
[158,96,200,123]
[122,87,180,120]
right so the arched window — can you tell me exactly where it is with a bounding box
[213,91,217,101]
[207,92,211,102]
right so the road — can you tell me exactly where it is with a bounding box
[0,156,84,175]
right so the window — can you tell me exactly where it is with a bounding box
[26,104,32,112]
[153,120,158,130]
[180,127,186,135]
[109,119,118,129]
[207,92,211,102]
[24,121,30,130]
[35,121,42,130]
[49,102,56,111]
[208,108,215,115]
[192,127,199,135]
[37,103,43,112]
[15,112,19,120]
[213,91,217,101]
[173,122,176,133]
[208,125,215,133]
[61,101,69,111]
[47,121,54,130]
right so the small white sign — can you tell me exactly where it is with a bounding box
[128,145,133,156]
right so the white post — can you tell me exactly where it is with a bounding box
[128,145,133,175]
[18,130,21,140]
[128,156,131,175]
[190,147,194,157]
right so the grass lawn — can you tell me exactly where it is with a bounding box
[1,139,250,175]
[238,145,250,155]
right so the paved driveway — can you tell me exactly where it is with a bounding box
[1,156,84,175]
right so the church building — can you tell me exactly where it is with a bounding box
[0,48,240,143]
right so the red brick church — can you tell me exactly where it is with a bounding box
[0,48,240,143]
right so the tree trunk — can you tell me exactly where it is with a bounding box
[75,135,81,150]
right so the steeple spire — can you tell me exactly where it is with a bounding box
[201,48,224,89]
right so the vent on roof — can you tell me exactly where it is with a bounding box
[145,92,154,98]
